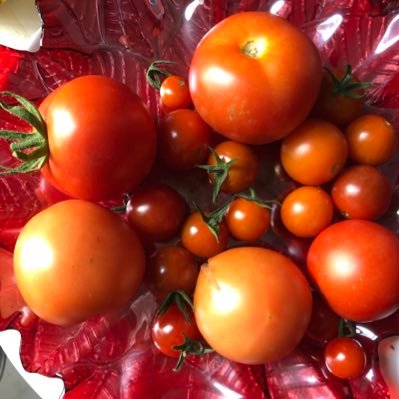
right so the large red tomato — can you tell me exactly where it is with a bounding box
[13,200,145,325]
[39,75,157,201]
[188,12,322,144]
[307,220,399,322]
[193,247,312,364]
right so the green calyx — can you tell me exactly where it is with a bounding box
[324,64,372,100]
[237,187,279,209]
[0,91,48,174]
[157,290,194,322]
[146,60,175,90]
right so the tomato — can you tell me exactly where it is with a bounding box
[307,219,399,322]
[13,200,145,325]
[147,246,198,299]
[189,11,322,144]
[158,109,213,171]
[324,337,367,379]
[280,186,334,238]
[160,75,192,111]
[181,211,229,258]
[345,114,398,165]
[126,183,187,242]
[280,118,348,185]
[331,165,392,220]
[194,247,312,364]
[225,197,271,241]
[36,75,157,201]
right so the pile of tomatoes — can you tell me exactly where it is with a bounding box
[1,11,399,384]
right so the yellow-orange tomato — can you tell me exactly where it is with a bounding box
[14,200,145,325]
[281,119,348,185]
[194,247,312,364]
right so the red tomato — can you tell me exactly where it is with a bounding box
[280,186,334,238]
[226,197,271,241]
[281,119,348,185]
[39,75,156,201]
[324,337,367,379]
[13,200,145,325]
[126,183,187,242]
[331,165,392,220]
[160,75,192,111]
[307,219,399,322]
[345,114,398,165]
[194,247,312,364]
[181,211,229,258]
[189,12,322,144]
[158,109,213,171]
[147,246,198,299]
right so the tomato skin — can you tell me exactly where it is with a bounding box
[158,109,213,171]
[345,114,398,165]
[189,12,322,144]
[324,337,367,379]
[159,75,192,111]
[281,186,334,238]
[13,200,145,325]
[225,198,270,241]
[331,165,392,220]
[194,247,312,364]
[281,119,348,185]
[307,219,399,322]
[40,75,157,201]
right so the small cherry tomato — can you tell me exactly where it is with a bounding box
[226,197,271,241]
[126,183,187,242]
[324,337,367,379]
[331,165,392,220]
[147,246,198,299]
[345,114,398,165]
[281,119,348,185]
[280,186,334,238]
[181,211,228,258]
[158,109,213,171]
[160,75,192,111]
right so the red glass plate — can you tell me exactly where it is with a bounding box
[1,1,399,398]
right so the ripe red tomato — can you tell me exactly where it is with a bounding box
[39,75,156,201]
[280,118,348,185]
[126,183,187,242]
[280,186,334,238]
[13,200,145,325]
[181,211,229,258]
[331,165,392,220]
[345,114,398,165]
[189,12,322,144]
[146,246,198,299]
[194,247,312,364]
[160,75,192,111]
[307,219,399,322]
[324,337,367,379]
[158,109,213,171]
[225,197,271,241]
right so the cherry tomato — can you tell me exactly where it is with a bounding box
[181,211,228,258]
[307,219,399,322]
[194,247,312,364]
[38,75,156,201]
[189,11,322,144]
[281,118,348,185]
[207,141,259,194]
[13,200,145,325]
[324,337,367,379]
[331,165,392,220]
[226,197,271,241]
[160,75,192,111]
[147,246,198,299]
[280,186,334,238]
[345,114,398,165]
[158,109,213,171]
[126,183,187,242]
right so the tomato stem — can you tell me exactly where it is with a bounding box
[196,200,231,241]
[157,290,194,322]
[237,187,279,208]
[146,60,175,90]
